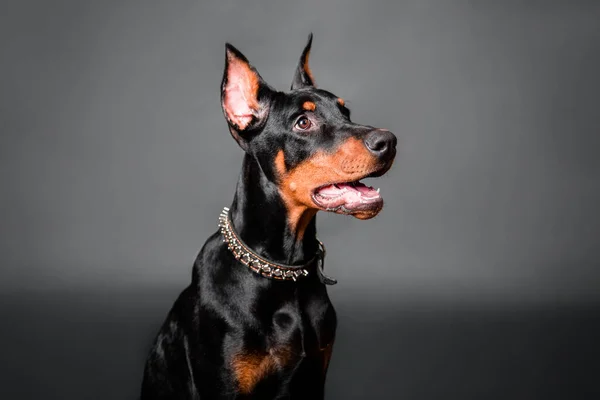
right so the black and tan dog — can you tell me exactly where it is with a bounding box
[141,35,396,399]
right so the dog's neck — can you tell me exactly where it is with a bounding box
[228,154,318,266]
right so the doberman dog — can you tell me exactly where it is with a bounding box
[140,35,396,399]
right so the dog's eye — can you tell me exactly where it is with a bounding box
[294,116,312,130]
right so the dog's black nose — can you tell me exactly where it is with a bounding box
[364,129,397,160]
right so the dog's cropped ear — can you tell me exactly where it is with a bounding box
[221,43,272,150]
[291,33,315,90]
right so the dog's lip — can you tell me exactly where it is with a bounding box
[310,163,392,215]
[311,179,379,196]
[311,183,383,215]
[311,161,393,195]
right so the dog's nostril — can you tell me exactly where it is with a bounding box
[364,130,396,157]
[367,137,387,152]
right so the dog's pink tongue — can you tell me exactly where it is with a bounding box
[317,182,380,201]
[354,182,379,197]
[317,184,344,196]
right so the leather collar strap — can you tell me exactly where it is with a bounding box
[218,207,337,285]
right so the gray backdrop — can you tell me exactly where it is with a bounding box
[1,1,599,399]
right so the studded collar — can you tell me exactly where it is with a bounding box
[218,207,337,285]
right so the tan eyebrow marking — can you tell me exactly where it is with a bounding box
[302,101,316,111]
[337,98,345,107]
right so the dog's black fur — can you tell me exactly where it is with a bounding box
[140,35,396,399]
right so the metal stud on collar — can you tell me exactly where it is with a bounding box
[218,207,313,281]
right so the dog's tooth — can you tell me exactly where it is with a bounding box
[376,188,380,193]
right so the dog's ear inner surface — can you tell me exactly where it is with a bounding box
[221,44,270,142]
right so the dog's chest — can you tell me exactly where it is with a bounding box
[230,290,336,395]
[270,292,336,355]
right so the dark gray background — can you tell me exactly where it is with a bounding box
[1,1,599,399]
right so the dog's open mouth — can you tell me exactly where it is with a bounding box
[312,180,383,216]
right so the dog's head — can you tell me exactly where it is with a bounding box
[221,35,396,235]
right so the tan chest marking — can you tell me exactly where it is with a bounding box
[232,347,293,394]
